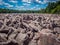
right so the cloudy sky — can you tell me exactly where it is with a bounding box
[0,0,57,10]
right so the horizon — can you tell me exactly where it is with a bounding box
[0,0,57,10]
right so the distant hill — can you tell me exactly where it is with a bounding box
[0,8,41,13]
[0,8,21,13]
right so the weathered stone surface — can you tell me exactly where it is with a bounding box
[0,13,60,45]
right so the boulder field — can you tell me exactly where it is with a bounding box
[0,13,60,45]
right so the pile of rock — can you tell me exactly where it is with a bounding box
[0,14,60,45]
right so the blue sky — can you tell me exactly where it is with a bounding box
[0,0,57,10]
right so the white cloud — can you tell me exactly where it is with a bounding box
[22,0,31,3]
[30,5,41,10]
[36,0,48,4]
[9,0,18,3]
[30,7,40,10]
[42,0,48,2]
[20,6,24,8]
[23,3,31,6]
[16,5,24,8]
[15,5,28,10]
[36,5,39,6]
[15,5,24,9]
[47,0,56,2]
[0,0,4,5]
[4,2,13,8]
[0,0,13,8]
